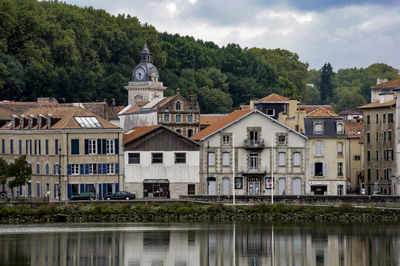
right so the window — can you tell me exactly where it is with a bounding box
[106,163,115,174]
[278,135,286,145]
[367,115,370,124]
[314,123,323,134]
[367,151,370,161]
[187,114,193,122]
[45,139,48,155]
[293,152,301,166]
[71,139,79,155]
[376,132,378,141]
[235,177,243,189]
[106,139,114,154]
[19,139,22,155]
[1,139,4,154]
[71,164,79,175]
[176,115,181,123]
[175,101,181,110]
[315,162,323,176]
[164,114,170,122]
[278,152,286,166]
[54,163,59,175]
[55,139,59,155]
[337,162,343,176]
[152,153,163,163]
[26,139,32,155]
[176,129,182,134]
[354,155,361,160]
[10,139,13,154]
[376,114,378,124]
[367,169,371,181]
[128,153,140,164]
[188,184,195,195]
[376,169,379,179]
[222,152,230,166]
[384,132,386,141]
[188,129,193,138]
[314,142,324,156]
[388,149,393,160]
[36,163,40,175]
[75,116,102,128]
[89,164,97,175]
[208,152,215,166]
[45,163,49,175]
[222,135,230,145]
[383,114,386,123]
[389,131,392,141]
[34,139,41,155]
[376,150,379,161]
[88,139,97,154]
[388,113,394,123]
[175,152,186,163]
[367,133,370,143]
[336,123,344,134]
[266,109,274,116]
[337,142,343,156]
[250,153,258,170]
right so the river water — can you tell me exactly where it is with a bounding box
[0,222,398,266]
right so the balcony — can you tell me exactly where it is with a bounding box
[243,139,265,149]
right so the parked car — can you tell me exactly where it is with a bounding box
[71,192,96,200]
[106,191,136,200]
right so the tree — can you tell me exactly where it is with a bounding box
[0,158,8,185]
[2,155,32,189]
[319,63,335,104]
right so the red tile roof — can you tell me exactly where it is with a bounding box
[371,77,400,89]
[344,122,364,143]
[200,114,228,127]
[191,109,253,141]
[123,125,160,144]
[0,101,60,116]
[256,93,289,102]
[306,107,339,117]
[358,100,396,109]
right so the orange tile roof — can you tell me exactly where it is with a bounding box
[151,96,174,111]
[0,101,59,115]
[344,122,364,142]
[123,125,160,144]
[123,102,150,114]
[240,105,252,110]
[358,99,396,109]
[306,107,339,117]
[297,105,335,113]
[371,77,400,89]
[200,114,228,126]
[191,109,253,141]
[256,93,289,102]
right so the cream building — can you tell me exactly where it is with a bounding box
[0,106,124,201]
[191,109,308,196]
[304,107,347,195]
[344,122,364,193]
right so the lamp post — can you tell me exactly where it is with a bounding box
[58,147,61,202]
[232,134,235,205]
[271,134,274,204]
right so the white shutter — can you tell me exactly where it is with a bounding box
[208,152,215,166]
[314,143,318,156]
[320,143,324,156]
[323,162,328,176]
[222,152,230,166]
[293,152,300,166]
[310,163,315,176]
[278,152,286,166]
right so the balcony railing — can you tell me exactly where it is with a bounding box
[243,139,264,148]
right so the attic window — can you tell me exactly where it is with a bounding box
[75,117,102,128]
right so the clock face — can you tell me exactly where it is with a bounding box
[135,68,146,80]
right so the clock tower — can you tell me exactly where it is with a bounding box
[125,44,166,105]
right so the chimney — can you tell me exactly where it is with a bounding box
[20,115,25,130]
[189,95,194,105]
[176,88,180,95]
[38,114,44,129]
[11,115,18,130]
[377,77,388,85]
[46,114,53,129]
[28,114,35,130]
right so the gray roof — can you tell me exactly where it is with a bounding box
[304,117,346,137]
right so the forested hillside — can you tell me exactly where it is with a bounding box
[0,0,398,113]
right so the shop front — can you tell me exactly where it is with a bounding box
[143,179,170,198]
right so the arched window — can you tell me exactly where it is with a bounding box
[337,122,344,134]
[175,101,181,110]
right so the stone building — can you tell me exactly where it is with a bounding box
[123,125,200,198]
[119,44,200,137]
[344,121,364,193]
[0,106,124,201]
[191,109,307,196]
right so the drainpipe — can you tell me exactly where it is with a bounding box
[303,139,307,195]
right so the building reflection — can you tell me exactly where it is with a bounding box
[0,223,399,266]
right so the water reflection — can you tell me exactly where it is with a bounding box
[0,223,399,266]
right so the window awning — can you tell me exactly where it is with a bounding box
[143,179,169,183]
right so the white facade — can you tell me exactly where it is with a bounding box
[119,111,158,131]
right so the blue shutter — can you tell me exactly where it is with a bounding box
[45,139,49,155]
[84,139,89,155]
[67,164,72,175]
[98,163,102,174]
[103,184,107,198]
[85,184,89,192]
[38,140,41,155]
[54,164,56,175]
[2,139,4,153]
[19,140,22,154]
[103,163,107,175]
[36,163,40,175]
[85,164,89,175]
[115,139,119,154]
[68,184,72,198]
[28,183,32,197]
[115,163,119,174]
[10,139,13,154]
[34,140,37,155]
[80,164,84,175]
[54,184,57,198]
[115,183,119,192]
[46,164,49,175]
[37,183,40,197]
[80,184,84,193]
[19,185,22,195]
[98,184,102,200]
[97,139,102,154]
[102,139,106,154]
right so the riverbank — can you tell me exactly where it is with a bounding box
[1,202,400,224]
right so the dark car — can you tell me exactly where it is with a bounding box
[106,191,136,200]
[70,192,96,200]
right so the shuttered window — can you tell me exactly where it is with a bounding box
[278,152,286,166]
[71,139,79,155]
[222,152,230,166]
[293,152,301,166]
[208,152,215,166]
[314,142,324,156]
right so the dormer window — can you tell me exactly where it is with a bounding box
[222,135,230,145]
[165,107,169,112]
[278,135,286,145]
[313,122,323,134]
[336,122,344,134]
[267,109,274,116]
[175,101,181,111]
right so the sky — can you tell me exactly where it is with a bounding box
[62,0,400,71]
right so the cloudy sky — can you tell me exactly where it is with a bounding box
[63,0,400,71]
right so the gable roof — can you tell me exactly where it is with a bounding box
[255,93,289,103]
[306,107,339,117]
[200,114,228,127]
[0,101,59,116]
[123,124,199,146]
[358,99,396,109]
[371,77,400,89]
[191,109,307,141]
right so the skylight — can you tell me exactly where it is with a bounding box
[75,117,102,128]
